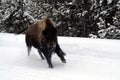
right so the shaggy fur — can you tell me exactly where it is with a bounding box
[25,18,66,68]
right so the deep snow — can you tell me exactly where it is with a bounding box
[0,33,120,80]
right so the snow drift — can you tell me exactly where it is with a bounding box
[0,33,120,80]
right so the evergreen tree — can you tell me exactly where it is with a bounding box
[0,0,120,39]
[97,0,120,39]
[0,0,34,33]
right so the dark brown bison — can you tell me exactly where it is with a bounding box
[19,18,66,68]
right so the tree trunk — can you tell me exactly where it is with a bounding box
[82,15,87,37]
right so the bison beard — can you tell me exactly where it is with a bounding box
[25,18,66,68]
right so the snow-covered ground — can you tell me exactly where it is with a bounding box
[0,33,120,80]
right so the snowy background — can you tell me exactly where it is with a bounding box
[0,0,120,80]
[0,33,120,80]
[0,0,120,39]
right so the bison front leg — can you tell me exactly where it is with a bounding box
[55,44,66,63]
[41,47,53,68]
[45,54,53,68]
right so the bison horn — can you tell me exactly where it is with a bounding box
[56,21,62,29]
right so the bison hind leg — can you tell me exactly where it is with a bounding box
[38,49,45,60]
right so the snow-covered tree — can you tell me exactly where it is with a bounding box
[0,0,35,33]
[0,0,120,39]
[96,0,120,39]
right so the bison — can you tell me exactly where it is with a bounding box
[19,18,66,68]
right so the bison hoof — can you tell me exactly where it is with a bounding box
[62,59,66,63]
[41,57,45,60]
[49,65,54,68]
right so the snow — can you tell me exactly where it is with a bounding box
[23,11,35,22]
[107,0,112,4]
[82,11,88,16]
[0,33,120,80]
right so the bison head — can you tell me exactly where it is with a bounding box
[42,24,57,53]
